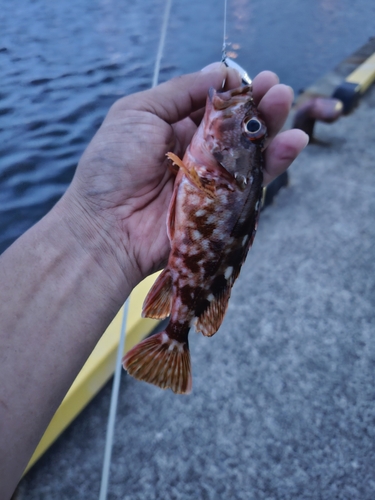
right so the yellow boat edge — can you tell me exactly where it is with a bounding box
[24,272,161,474]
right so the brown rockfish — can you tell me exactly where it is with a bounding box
[123,85,267,394]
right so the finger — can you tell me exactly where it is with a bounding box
[113,62,236,125]
[258,84,294,143]
[251,70,280,105]
[263,129,309,185]
[172,117,198,153]
[222,67,242,90]
[189,106,205,127]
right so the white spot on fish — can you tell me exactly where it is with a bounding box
[168,340,184,353]
[195,209,206,217]
[224,267,233,279]
[173,257,184,267]
[207,294,214,302]
[219,193,229,204]
[242,235,249,246]
[189,194,201,205]
[161,332,169,344]
[192,229,202,241]
[255,200,259,211]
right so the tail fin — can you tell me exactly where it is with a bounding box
[123,332,192,394]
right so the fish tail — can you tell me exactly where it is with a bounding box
[123,330,192,394]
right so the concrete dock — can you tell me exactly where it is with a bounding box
[17,81,375,499]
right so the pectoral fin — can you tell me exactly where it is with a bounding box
[166,152,216,199]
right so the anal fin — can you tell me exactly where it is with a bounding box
[142,268,172,319]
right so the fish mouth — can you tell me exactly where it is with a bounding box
[208,85,253,110]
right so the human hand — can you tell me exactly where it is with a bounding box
[61,63,308,292]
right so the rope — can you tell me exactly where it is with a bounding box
[98,1,173,498]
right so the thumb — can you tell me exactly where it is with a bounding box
[117,63,241,125]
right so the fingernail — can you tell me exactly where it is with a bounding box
[301,131,310,147]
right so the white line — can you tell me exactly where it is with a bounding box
[152,0,173,88]
[222,0,228,60]
[99,298,130,500]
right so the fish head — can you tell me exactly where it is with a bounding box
[203,85,267,186]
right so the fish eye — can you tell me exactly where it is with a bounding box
[243,116,266,142]
[244,118,262,133]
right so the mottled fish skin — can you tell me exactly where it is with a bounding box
[123,85,267,394]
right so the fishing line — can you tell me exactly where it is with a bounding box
[222,0,228,61]
[221,0,252,85]
[152,0,173,88]
[98,1,173,499]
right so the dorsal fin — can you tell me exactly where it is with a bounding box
[195,288,232,337]
[195,255,245,337]
[142,268,172,319]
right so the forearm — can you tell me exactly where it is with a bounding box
[0,194,132,498]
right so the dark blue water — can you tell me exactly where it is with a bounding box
[1,0,374,253]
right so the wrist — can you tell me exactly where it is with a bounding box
[52,188,141,304]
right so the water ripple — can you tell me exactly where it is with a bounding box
[1,0,375,255]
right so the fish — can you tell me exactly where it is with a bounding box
[123,84,267,394]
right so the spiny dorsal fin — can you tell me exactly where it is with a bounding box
[123,332,192,394]
[142,268,172,319]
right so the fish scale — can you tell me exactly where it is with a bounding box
[123,85,267,394]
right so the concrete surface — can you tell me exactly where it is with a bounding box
[16,85,375,499]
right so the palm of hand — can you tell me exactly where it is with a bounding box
[71,106,196,279]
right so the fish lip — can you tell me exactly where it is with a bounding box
[209,85,254,110]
